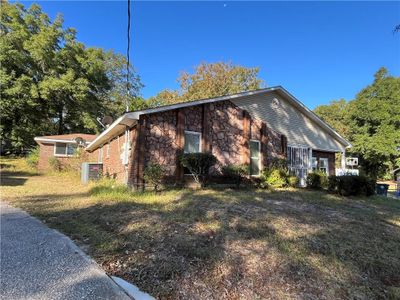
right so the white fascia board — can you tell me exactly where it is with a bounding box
[85,113,138,151]
[34,137,91,144]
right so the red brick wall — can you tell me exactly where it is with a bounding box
[128,100,285,188]
[37,142,54,170]
[312,150,336,176]
[37,142,94,171]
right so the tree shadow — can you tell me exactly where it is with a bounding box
[11,187,400,299]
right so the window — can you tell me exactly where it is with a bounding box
[98,146,103,163]
[54,143,76,157]
[319,158,329,174]
[311,157,318,171]
[184,131,201,153]
[106,142,110,158]
[250,140,261,176]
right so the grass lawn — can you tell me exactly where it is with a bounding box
[1,158,400,299]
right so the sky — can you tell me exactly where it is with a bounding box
[18,1,400,109]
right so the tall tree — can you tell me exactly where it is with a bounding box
[146,61,264,107]
[313,99,350,138]
[179,61,264,101]
[314,67,400,178]
[147,89,180,108]
[348,67,400,178]
[0,2,143,152]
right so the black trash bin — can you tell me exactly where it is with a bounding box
[376,183,389,196]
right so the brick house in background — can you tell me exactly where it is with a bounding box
[34,134,97,171]
[85,86,352,188]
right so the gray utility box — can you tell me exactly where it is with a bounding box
[81,163,103,184]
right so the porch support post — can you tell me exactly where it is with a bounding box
[308,148,313,172]
[341,149,346,170]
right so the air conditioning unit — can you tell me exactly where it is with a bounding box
[81,162,103,184]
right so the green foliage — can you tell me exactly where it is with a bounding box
[144,162,165,192]
[288,176,299,188]
[348,68,400,179]
[179,153,217,187]
[146,61,264,107]
[221,164,249,188]
[0,2,143,153]
[314,68,400,179]
[26,146,40,168]
[313,99,350,138]
[306,171,328,190]
[261,168,289,189]
[147,89,180,108]
[328,175,376,197]
[48,157,61,172]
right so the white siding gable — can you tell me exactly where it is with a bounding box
[232,91,346,152]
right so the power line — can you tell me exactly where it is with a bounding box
[126,0,131,112]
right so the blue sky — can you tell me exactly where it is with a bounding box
[20,1,400,109]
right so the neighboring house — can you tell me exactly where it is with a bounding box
[86,86,351,188]
[34,134,97,170]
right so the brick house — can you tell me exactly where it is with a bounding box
[34,134,97,171]
[85,86,351,188]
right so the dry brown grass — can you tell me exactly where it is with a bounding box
[1,158,400,299]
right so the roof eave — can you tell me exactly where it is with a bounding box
[85,113,139,151]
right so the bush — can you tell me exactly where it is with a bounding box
[328,175,376,196]
[288,175,299,187]
[306,171,328,189]
[179,152,217,187]
[48,157,62,172]
[221,164,249,188]
[144,162,165,192]
[261,168,288,189]
[26,146,40,168]
[327,175,339,193]
[269,158,288,170]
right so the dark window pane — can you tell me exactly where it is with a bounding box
[250,141,260,159]
[66,144,76,155]
[250,158,260,175]
[184,132,200,153]
[55,143,67,155]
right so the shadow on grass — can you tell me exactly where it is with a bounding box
[0,169,40,186]
[19,184,400,299]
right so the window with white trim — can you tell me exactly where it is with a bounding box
[184,131,201,153]
[319,158,329,174]
[311,157,318,171]
[54,143,76,157]
[250,140,261,176]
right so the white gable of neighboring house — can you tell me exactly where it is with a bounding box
[231,90,348,152]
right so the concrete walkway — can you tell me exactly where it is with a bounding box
[0,202,131,300]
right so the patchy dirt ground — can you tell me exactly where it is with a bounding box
[2,158,400,299]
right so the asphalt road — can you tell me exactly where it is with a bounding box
[0,201,130,300]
